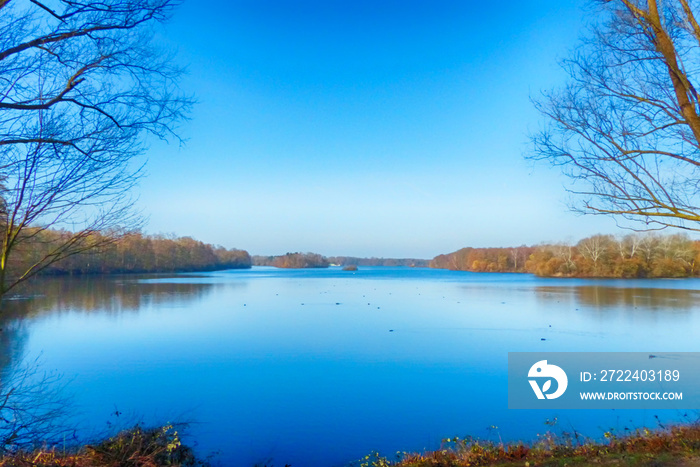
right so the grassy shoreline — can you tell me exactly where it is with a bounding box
[365,424,700,467]
[0,425,201,467]
[3,423,700,467]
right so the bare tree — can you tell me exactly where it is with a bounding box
[531,0,700,232]
[509,247,521,270]
[0,0,191,303]
[639,233,661,263]
[658,232,694,261]
[552,243,577,273]
[0,359,74,453]
[577,234,613,271]
[616,233,643,258]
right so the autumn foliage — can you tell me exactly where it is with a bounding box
[431,246,535,273]
[254,252,330,269]
[10,230,251,277]
[328,257,429,267]
[431,234,700,278]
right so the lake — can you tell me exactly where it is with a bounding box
[2,266,699,466]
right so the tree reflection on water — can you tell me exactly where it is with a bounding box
[534,285,700,313]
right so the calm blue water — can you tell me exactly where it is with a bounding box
[3,267,700,466]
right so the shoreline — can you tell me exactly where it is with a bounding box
[3,422,700,467]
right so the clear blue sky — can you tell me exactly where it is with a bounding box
[140,0,621,258]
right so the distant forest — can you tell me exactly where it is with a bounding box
[21,230,700,279]
[252,252,330,268]
[328,257,429,267]
[252,253,429,268]
[21,231,251,276]
[430,233,700,278]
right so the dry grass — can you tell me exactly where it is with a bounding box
[0,425,203,467]
[4,422,700,467]
[361,424,700,467]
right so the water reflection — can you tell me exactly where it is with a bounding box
[0,274,239,379]
[0,319,27,380]
[534,285,700,312]
[5,274,231,317]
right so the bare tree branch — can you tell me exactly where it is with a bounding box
[531,0,700,232]
[0,0,192,306]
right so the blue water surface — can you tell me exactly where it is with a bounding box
[4,267,700,466]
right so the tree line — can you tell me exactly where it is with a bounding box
[430,233,700,278]
[252,254,431,269]
[253,253,330,269]
[327,257,429,267]
[9,230,251,277]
